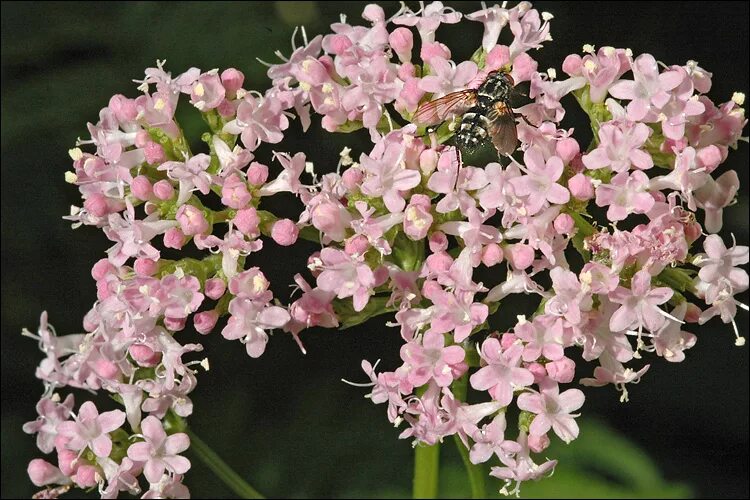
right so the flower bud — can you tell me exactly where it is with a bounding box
[233,207,260,237]
[153,180,175,200]
[176,205,209,236]
[131,175,153,200]
[194,310,219,335]
[271,218,299,246]
[204,278,227,300]
[163,227,186,249]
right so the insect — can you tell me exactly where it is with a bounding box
[413,70,518,156]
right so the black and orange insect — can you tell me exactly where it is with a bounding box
[414,70,518,156]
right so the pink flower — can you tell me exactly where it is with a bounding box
[562,47,630,102]
[418,57,478,97]
[189,71,226,111]
[224,92,289,151]
[695,235,749,291]
[404,194,434,241]
[400,331,466,387]
[508,7,551,60]
[213,136,253,178]
[127,416,190,484]
[23,395,75,454]
[466,3,511,53]
[694,171,740,233]
[221,297,291,357]
[595,170,654,221]
[652,303,697,362]
[582,121,653,172]
[57,401,126,458]
[271,218,299,246]
[104,202,177,267]
[470,341,534,406]
[175,204,210,236]
[360,143,422,213]
[517,381,585,443]
[489,431,557,495]
[510,147,569,215]
[469,414,521,464]
[315,248,376,312]
[259,152,307,196]
[157,274,204,320]
[609,269,673,332]
[393,1,462,43]
[229,267,273,302]
[514,316,564,362]
[157,153,213,205]
[425,287,488,342]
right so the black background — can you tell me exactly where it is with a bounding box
[2,2,748,498]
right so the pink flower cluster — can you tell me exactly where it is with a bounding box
[24,1,747,498]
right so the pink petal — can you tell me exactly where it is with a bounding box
[529,415,552,437]
[517,393,544,414]
[140,416,166,444]
[127,442,153,462]
[546,184,570,205]
[557,388,585,413]
[144,458,166,485]
[77,401,99,421]
[97,410,126,434]
[609,305,635,332]
[164,433,190,455]
[163,455,191,475]
[551,416,580,443]
[582,148,610,170]
[91,434,113,458]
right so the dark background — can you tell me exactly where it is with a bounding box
[2,2,748,498]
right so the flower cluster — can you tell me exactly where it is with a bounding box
[24,1,747,498]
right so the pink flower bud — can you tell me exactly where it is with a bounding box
[345,235,370,256]
[129,344,160,366]
[194,310,219,335]
[176,205,209,236]
[528,433,551,453]
[527,362,547,383]
[553,213,575,235]
[221,68,245,95]
[233,207,260,236]
[130,175,153,200]
[556,138,580,164]
[421,280,443,299]
[500,333,518,350]
[271,218,299,246]
[27,459,67,487]
[164,316,186,331]
[56,449,78,476]
[327,34,353,55]
[562,54,583,76]
[429,231,448,252]
[485,45,510,71]
[92,358,119,379]
[684,303,702,323]
[481,243,504,267]
[568,173,594,200]
[389,27,413,62]
[134,258,158,276]
[163,227,186,249]
[221,173,252,209]
[425,251,452,274]
[134,130,151,148]
[420,42,450,62]
[84,193,108,217]
[143,141,166,164]
[546,357,576,383]
[247,162,269,186]
[153,180,175,200]
[419,149,439,176]
[204,278,226,300]
[217,99,235,117]
[74,465,98,488]
[510,53,537,82]
[507,243,534,270]
[91,258,114,281]
[397,62,417,80]
[341,167,364,191]
[696,145,722,173]
[108,94,138,122]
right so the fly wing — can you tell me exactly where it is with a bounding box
[413,90,478,126]
[487,101,518,155]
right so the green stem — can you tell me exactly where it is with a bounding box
[451,373,486,499]
[187,429,265,499]
[413,442,440,499]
